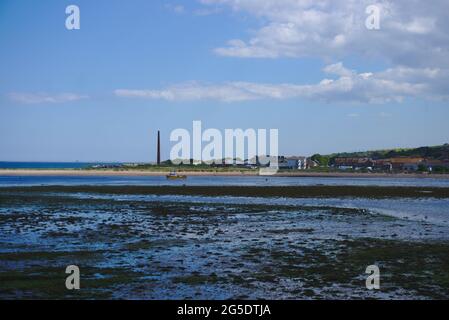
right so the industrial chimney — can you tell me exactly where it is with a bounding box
[157,130,161,165]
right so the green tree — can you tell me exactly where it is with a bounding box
[311,154,330,166]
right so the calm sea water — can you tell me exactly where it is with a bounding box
[1,174,449,187]
[0,162,122,169]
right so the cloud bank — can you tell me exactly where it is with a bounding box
[8,92,88,104]
[200,0,449,68]
[115,63,448,103]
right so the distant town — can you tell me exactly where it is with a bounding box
[91,143,449,174]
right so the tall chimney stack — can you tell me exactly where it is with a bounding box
[157,130,161,165]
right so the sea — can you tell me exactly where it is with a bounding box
[0,161,121,169]
[1,162,449,188]
[1,173,449,187]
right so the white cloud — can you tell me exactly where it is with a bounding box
[200,0,449,68]
[115,63,445,104]
[194,7,222,16]
[8,92,88,104]
[323,62,354,77]
[165,4,185,14]
[115,83,258,102]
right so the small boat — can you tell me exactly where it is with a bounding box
[166,170,187,180]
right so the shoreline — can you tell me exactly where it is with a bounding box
[0,169,449,179]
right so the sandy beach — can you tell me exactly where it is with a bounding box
[1,169,448,179]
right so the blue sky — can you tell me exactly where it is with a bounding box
[0,0,448,162]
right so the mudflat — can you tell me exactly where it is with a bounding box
[1,187,449,299]
[4,185,449,198]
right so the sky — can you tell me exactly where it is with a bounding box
[0,0,448,162]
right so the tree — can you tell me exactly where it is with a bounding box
[417,164,427,172]
[311,154,330,166]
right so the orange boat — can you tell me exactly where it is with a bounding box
[166,170,187,180]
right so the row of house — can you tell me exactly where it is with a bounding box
[164,155,449,172]
[278,156,319,170]
[217,155,319,169]
[332,157,449,172]
[169,155,318,170]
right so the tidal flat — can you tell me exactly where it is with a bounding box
[1,186,449,299]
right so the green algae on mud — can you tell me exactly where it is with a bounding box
[0,266,145,299]
[2,238,449,299]
[239,237,449,299]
